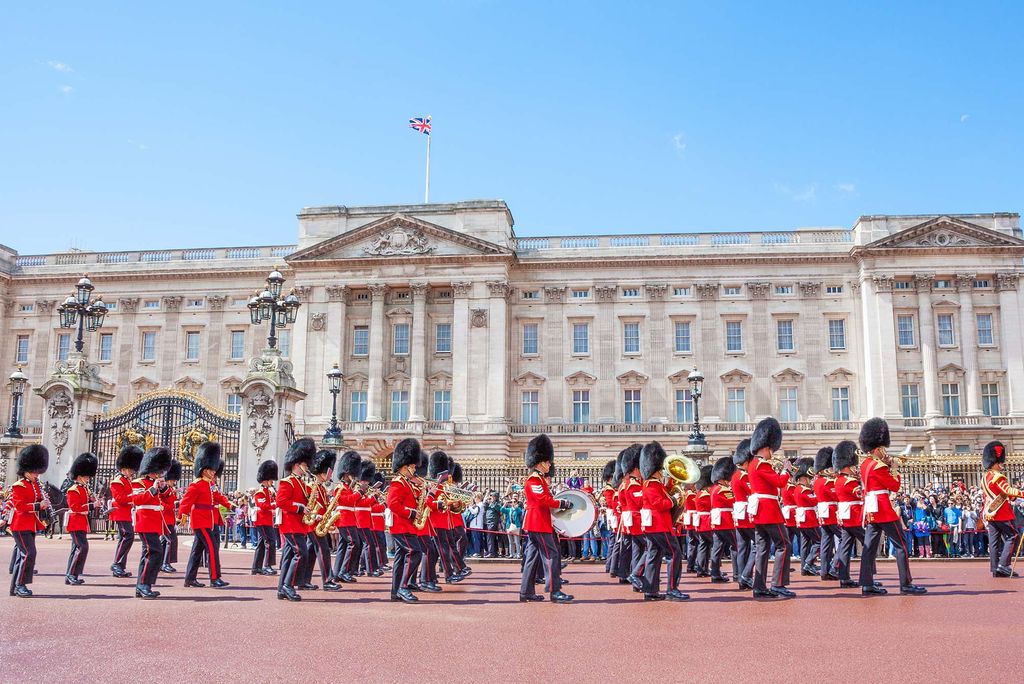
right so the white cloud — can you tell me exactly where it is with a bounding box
[48,60,73,73]
[60,85,74,95]
[960,114,970,124]
[835,182,857,195]
[671,133,686,154]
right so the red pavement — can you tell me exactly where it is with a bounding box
[1,537,1021,683]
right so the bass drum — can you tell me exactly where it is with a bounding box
[551,490,598,538]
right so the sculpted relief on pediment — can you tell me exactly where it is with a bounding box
[363,226,435,256]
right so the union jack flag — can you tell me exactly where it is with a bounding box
[409,116,431,135]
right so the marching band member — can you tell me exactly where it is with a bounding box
[251,459,279,576]
[708,456,737,584]
[617,444,645,588]
[683,479,698,574]
[331,450,363,584]
[813,447,841,581]
[599,459,618,578]
[301,450,340,592]
[448,462,469,574]
[370,472,389,572]
[388,438,428,603]
[519,434,573,603]
[692,466,714,578]
[832,440,864,589]
[638,442,689,601]
[131,447,172,599]
[180,441,235,589]
[781,475,798,577]
[858,418,926,595]
[610,458,630,582]
[275,438,316,601]
[419,450,451,589]
[109,444,143,578]
[427,451,462,584]
[730,438,755,589]
[64,452,99,586]
[160,460,182,574]
[791,458,820,576]
[982,440,1024,578]
[8,445,49,598]
[356,460,383,577]
[413,451,441,592]
[747,417,794,599]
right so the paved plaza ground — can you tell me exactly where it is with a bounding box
[1,537,1020,682]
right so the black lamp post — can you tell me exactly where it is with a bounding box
[56,275,108,353]
[5,366,28,439]
[324,363,343,444]
[247,268,300,349]
[687,366,706,446]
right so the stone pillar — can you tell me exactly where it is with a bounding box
[366,284,387,422]
[915,275,941,419]
[409,282,429,422]
[450,281,473,423]
[594,285,617,422]
[237,348,306,488]
[323,285,349,418]
[159,296,183,386]
[486,280,511,422]
[873,279,901,419]
[956,274,982,416]
[997,272,1024,416]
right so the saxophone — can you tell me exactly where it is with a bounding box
[301,477,321,527]
[412,479,432,530]
[314,484,346,537]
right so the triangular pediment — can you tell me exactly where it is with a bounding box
[720,368,753,384]
[616,370,649,385]
[772,367,805,383]
[865,216,1024,250]
[130,375,159,391]
[513,371,546,386]
[565,370,597,386]
[824,367,855,382]
[286,213,513,263]
[219,375,244,388]
[174,376,204,392]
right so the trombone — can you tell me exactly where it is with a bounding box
[885,445,931,466]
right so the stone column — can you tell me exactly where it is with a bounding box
[915,275,941,419]
[366,284,387,422]
[956,274,982,416]
[237,348,306,488]
[409,282,429,422]
[997,273,1024,416]
[324,285,349,418]
[159,296,183,386]
[116,298,140,406]
[645,284,668,422]
[594,285,617,422]
[486,280,511,422]
[450,281,473,423]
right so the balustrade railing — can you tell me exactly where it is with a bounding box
[13,245,297,270]
[513,229,852,252]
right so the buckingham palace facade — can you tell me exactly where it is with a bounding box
[2,200,1024,471]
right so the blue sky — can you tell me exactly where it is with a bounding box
[2,2,1022,253]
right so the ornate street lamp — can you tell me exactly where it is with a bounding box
[687,366,706,446]
[247,268,301,349]
[5,366,28,439]
[324,363,343,444]
[56,275,108,352]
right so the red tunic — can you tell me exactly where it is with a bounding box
[683,490,697,530]
[747,457,788,525]
[794,484,819,529]
[620,477,644,535]
[333,482,360,529]
[108,474,134,523]
[641,478,673,533]
[983,471,1024,522]
[813,475,838,526]
[694,489,713,532]
[522,471,560,534]
[252,484,276,526]
[710,483,735,530]
[9,478,45,533]
[354,493,373,530]
[179,478,232,530]
[860,457,900,524]
[730,470,755,530]
[131,476,165,534]
[781,482,797,527]
[65,483,92,533]
[371,499,386,532]
[161,487,177,527]
[834,474,863,528]
[276,475,311,534]
[387,475,419,535]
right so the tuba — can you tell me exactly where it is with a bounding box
[664,454,700,526]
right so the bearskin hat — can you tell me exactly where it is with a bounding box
[139,447,172,476]
[639,441,667,480]
[337,450,361,477]
[165,460,183,482]
[283,438,316,470]
[711,456,737,484]
[415,449,429,477]
[732,438,752,466]
[525,434,554,469]
[814,446,834,474]
[17,444,49,476]
[695,464,713,492]
[359,459,376,482]
[429,450,451,477]
[832,440,859,472]
[750,417,783,455]
[116,444,144,472]
[601,459,617,484]
[618,443,642,476]
[859,417,891,453]
[793,457,815,481]
[256,459,279,483]
[451,462,464,484]
[983,441,1007,469]
[392,438,421,473]
[193,441,223,478]
[611,459,624,489]
[311,449,337,476]
[69,452,98,479]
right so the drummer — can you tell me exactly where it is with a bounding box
[519,434,575,604]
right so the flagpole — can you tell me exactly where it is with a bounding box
[424,128,431,203]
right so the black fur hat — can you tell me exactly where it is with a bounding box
[451,462,464,484]
[833,440,859,472]
[525,434,554,469]
[359,459,376,482]
[859,417,890,453]
[338,450,362,477]
[793,457,815,481]
[392,438,421,473]
[983,441,1007,469]
[814,446,834,474]
[194,441,223,478]
[116,444,144,472]
[312,449,337,476]
[639,442,667,480]
[711,456,737,484]
[611,458,624,488]
[165,460,183,482]
[732,438,752,466]
[69,452,98,479]
[139,447,172,476]
[695,464,713,491]
[283,438,316,470]
[256,459,279,482]
[601,459,617,484]
[16,444,49,476]
[429,450,451,477]
[750,417,783,455]
[618,443,642,476]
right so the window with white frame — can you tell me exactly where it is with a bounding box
[226,394,242,415]
[897,315,916,347]
[141,331,157,361]
[779,387,798,421]
[831,386,850,420]
[186,298,204,309]
[573,452,589,461]
[99,333,113,361]
[621,287,640,298]
[937,314,956,346]
[349,391,367,422]
[354,292,369,301]
[673,286,691,297]
[143,300,160,310]
[435,323,452,353]
[185,331,200,361]
[934,279,952,289]
[982,383,1000,417]
[674,321,691,353]
[623,322,640,354]
[56,333,70,361]
[941,383,960,416]
[828,319,846,350]
[675,389,693,423]
[974,279,991,289]
[727,388,745,422]
[15,335,29,364]
[726,320,743,352]
[901,384,921,418]
[521,391,539,425]
[230,330,245,360]
[521,290,539,300]
[724,286,742,296]
[826,285,843,295]
[572,323,589,355]
[571,289,589,299]
[433,390,451,421]
[353,326,369,356]
[522,323,539,355]
[393,323,410,355]
[894,281,912,290]
[775,285,793,295]
[18,303,33,313]
[623,389,642,423]
[390,390,409,421]
[976,314,994,346]
[435,289,452,300]
[572,390,591,424]
[278,329,291,357]
[776,319,794,352]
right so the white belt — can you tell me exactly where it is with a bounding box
[816,501,836,518]
[371,512,384,517]
[136,505,163,511]
[711,507,732,527]
[864,490,888,515]
[747,493,777,516]
[732,501,747,520]
[795,506,816,524]
[837,500,861,521]
[337,506,357,512]
[354,507,371,512]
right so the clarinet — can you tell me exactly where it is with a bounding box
[38,478,54,527]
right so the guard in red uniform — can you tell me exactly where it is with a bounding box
[858,418,926,595]
[638,442,689,601]
[275,438,317,601]
[982,440,1024,577]
[300,450,340,591]
[9,445,49,598]
[519,434,573,603]
[109,445,143,578]
[180,442,235,589]
[747,417,793,599]
[64,452,99,586]
[370,472,389,571]
[683,485,698,573]
[708,456,737,583]
[356,460,383,577]
[388,438,427,603]
[131,447,172,599]
[730,438,755,589]
[832,440,864,588]
[617,444,645,586]
[781,478,798,578]
[331,450,364,584]
[599,459,619,578]
[611,457,632,581]
[426,451,461,585]
[417,450,449,591]
[692,467,714,578]
[251,459,279,576]
[791,458,820,576]
[447,463,469,574]
[812,447,841,581]
[160,460,182,573]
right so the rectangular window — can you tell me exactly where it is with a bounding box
[726,321,743,352]
[142,331,157,361]
[393,323,410,355]
[18,303,33,313]
[826,285,843,295]
[226,394,242,415]
[390,390,409,421]
[522,323,539,355]
[394,291,409,301]
[776,319,794,352]
[934,280,952,289]
[673,286,691,297]
[99,333,113,361]
[354,292,369,301]
[436,289,452,300]
[621,288,640,298]
[349,391,367,422]
[433,390,451,421]
[894,281,912,290]
[941,383,960,416]
[675,389,693,423]
[143,300,160,309]
[727,388,746,422]
[901,384,921,418]
[623,389,642,424]
[572,390,591,424]
[435,323,452,353]
[831,387,850,420]
[982,383,1000,417]
[573,452,589,461]
[623,322,640,354]
[674,321,691,353]
[353,326,369,356]
[572,323,589,354]
[937,314,956,346]
[521,290,539,300]
[724,286,742,296]
[521,391,539,425]
[779,387,798,421]
[185,331,200,360]
[571,289,589,299]
[186,298,204,308]
[897,315,916,347]
[57,333,70,361]
[230,331,245,360]
[976,313,994,346]
[828,319,846,350]
[278,330,291,357]
[774,285,793,295]
[15,335,29,364]
[974,279,991,289]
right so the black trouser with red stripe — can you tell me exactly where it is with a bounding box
[753,523,790,591]
[799,527,821,571]
[613,533,633,578]
[279,532,310,590]
[695,531,713,575]
[988,520,1020,572]
[835,525,864,581]
[332,526,361,578]
[819,524,841,578]
[301,532,332,584]
[161,527,178,566]
[419,533,441,584]
[67,531,89,578]
[437,528,462,577]
[185,527,222,584]
[452,527,468,563]
[391,533,424,595]
[10,531,36,593]
[642,532,681,593]
[359,528,378,573]
[112,521,134,569]
[521,530,563,596]
[374,530,388,567]
[710,528,736,579]
[136,532,163,587]
[250,525,276,570]
[861,520,912,587]
[733,527,755,581]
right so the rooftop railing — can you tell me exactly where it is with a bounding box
[513,230,853,253]
[14,245,296,270]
